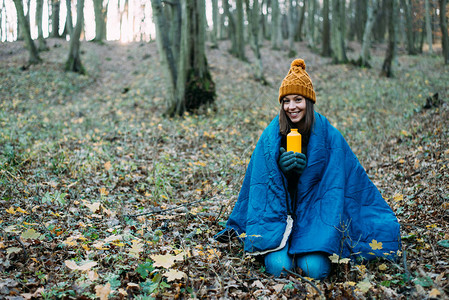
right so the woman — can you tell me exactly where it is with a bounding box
[215,59,401,279]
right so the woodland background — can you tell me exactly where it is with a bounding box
[1,0,449,299]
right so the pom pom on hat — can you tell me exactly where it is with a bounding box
[278,58,316,103]
[291,58,306,70]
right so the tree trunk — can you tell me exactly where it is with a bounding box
[425,0,433,53]
[64,0,73,37]
[296,1,306,41]
[211,0,218,48]
[331,0,348,63]
[173,0,215,115]
[440,0,449,64]
[36,0,49,51]
[271,0,281,49]
[223,0,238,55]
[322,0,331,56]
[65,0,85,73]
[51,0,61,38]
[307,0,317,48]
[245,0,267,84]
[380,0,397,77]
[354,0,368,41]
[235,0,246,60]
[12,0,41,64]
[93,0,107,42]
[287,0,297,57]
[400,0,416,54]
[358,0,378,66]
[151,0,177,108]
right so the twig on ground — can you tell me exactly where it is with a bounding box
[282,268,323,296]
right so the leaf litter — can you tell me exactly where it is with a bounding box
[0,38,448,298]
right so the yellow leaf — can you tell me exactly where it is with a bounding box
[378,263,388,271]
[99,187,109,196]
[16,207,28,214]
[6,206,16,214]
[104,161,112,171]
[393,194,403,202]
[95,282,111,300]
[104,234,123,243]
[238,233,247,238]
[112,242,125,247]
[164,269,187,282]
[369,239,383,250]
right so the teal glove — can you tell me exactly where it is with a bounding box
[279,147,307,176]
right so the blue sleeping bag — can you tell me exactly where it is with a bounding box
[216,112,401,261]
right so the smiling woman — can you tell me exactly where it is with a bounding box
[1,0,156,42]
[215,58,401,280]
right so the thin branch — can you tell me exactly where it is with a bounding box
[282,268,323,296]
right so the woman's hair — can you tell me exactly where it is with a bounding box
[279,98,315,137]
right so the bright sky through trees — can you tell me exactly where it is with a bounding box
[1,0,216,42]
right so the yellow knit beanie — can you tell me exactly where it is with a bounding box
[278,58,316,103]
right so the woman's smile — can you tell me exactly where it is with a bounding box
[283,95,306,124]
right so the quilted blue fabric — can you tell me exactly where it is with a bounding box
[217,112,401,261]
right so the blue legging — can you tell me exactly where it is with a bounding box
[264,245,331,279]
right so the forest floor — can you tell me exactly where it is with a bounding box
[1,38,449,299]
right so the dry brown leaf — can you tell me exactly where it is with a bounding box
[65,260,97,271]
[95,282,111,300]
[164,269,186,282]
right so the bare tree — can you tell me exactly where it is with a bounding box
[245,0,267,84]
[287,0,298,57]
[271,0,282,50]
[440,0,449,64]
[307,0,317,48]
[400,0,416,54]
[380,0,398,77]
[151,0,215,116]
[93,0,108,42]
[12,0,41,65]
[331,0,348,63]
[235,0,246,60]
[424,0,433,53]
[62,0,73,37]
[357,0,378,66]
[322,0,331,56]
[36,0,49,51]
[65,0,85,73]
[50,0,61,38]
[210,0,218,48]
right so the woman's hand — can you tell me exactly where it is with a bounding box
[279,147,307,176]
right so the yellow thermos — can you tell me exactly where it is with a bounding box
[287,129,302,153]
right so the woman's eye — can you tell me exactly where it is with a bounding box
[295,98,302,102]
[283,100,290,104]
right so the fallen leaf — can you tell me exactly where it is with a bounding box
[7,247,22,254]
[429,288,441,298]
[21,287,45,300]
[357,279,372,293]
[84,201,101,213]
[88,270,99,281]
[164,269,186,282]
[16,207,28,214]
[65,260,98,271]
[369,239,383,250]
[6,206,16,214]
[21,228,42,240]
[151,252,184,269]
[104,161,112,171]
[378,263,388,271]
[95,282,111,300]
[129,240,144,258]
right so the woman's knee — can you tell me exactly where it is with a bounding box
[264,247,295,277]
[295,252,331,280]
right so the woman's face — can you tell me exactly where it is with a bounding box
[282,94,307,124]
